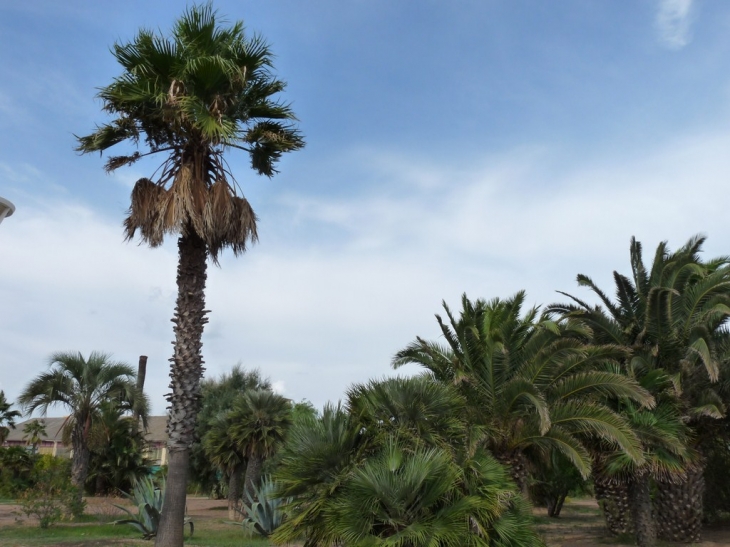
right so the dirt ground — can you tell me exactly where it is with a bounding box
[533,498,730,546]
[3,495,730,545]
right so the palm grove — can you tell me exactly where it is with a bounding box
[3,4,730,547]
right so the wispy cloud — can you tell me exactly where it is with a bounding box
[655,0,695,50]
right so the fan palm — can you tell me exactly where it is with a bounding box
[194,366,269,507]
[552,235,730,544]
[329,439,543,547]
[228,389,292,504]
[274,403,366,546]
[0,391,21,444]
[76,6,303,545]
[202,413,245,520]
[393,292,652,492]
[18,351,144,504]
[274,402,543,547]
[346,375,468,451]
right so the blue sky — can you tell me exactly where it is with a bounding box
[1,0,729,415]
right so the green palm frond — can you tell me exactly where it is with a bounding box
[77,4,304,260]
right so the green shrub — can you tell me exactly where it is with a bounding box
[19,458,83,528]
[0,447,36,498]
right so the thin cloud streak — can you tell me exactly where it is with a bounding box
[655,0,695,50]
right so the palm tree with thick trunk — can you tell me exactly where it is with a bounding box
[0,391,21,444]
[552,235,730,544]
[18,351,143,505]
[76,6,303,545]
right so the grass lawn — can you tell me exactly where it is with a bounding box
[0,517,272,547]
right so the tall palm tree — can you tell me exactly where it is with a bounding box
[393,292,652,492]
[22,419,47,455]
[228,389,292,504]
[552,235,730,544]
[0,391,21,444]
[76,6,303,545]
[18,351,144,503]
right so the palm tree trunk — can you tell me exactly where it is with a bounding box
[155,230,208,547]
[655,463,705,543]
[228,462,245,521]
[629,472,656,547]
[70,426,90,504]
[593,460,633,536]
[243,454,263,506]
[496,450,530,495]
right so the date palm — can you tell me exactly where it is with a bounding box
[76,6,303,545]
[0,391,21,444]
[18,351,143,504]
[552,235,730,544]
[393,292,652,492]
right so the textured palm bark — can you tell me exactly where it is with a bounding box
[243,454,263,507]
[655,464,705,543]
[629,472,656,547]
[496,450,530,495]
[228,462,245,521]
[155,231,208,547]
[70,426,90,506]
[593,461,633,536]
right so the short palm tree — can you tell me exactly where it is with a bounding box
[202,413,246,520]
[329,439,543,547]
[22,419,47,454]
[393,292,652,492]
[76,6,303,545]
[0,391,21,444]
[18,351,144,503]
[228,389,292,504]
[274,403,366,547]
[346,375,468,451]
[274,401,544,547]
[193,366,270,499]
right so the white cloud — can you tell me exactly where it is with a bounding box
[3,126,730,416]
[655,0,695,50]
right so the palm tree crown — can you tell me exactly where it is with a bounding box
[76,4,304,260]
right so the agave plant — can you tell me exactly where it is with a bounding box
[115,476,193,540]
[241,475,291,538]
